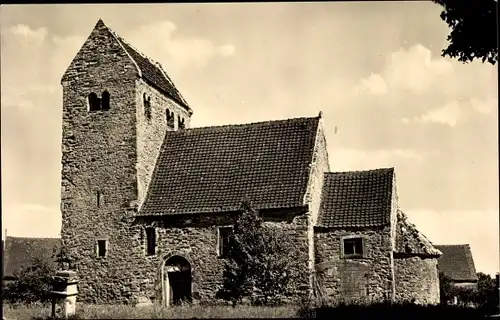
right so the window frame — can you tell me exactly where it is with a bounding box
[96,238,109,258]
[341,236,365,259]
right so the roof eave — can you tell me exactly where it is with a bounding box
[136,204,310,218]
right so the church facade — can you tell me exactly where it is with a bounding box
[59,19,442,306]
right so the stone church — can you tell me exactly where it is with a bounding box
[59,19,442,306]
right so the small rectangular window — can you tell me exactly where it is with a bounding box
[146,228,156,256]
[96,239,107,258]
[218,227,232,258]
[343,237,364,258]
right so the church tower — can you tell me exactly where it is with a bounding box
[59,19,192,302]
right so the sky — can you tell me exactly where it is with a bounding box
[1,3,498,276]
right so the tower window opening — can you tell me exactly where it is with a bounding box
[166,109,175,128]
[178,116,185,130]
[101,91,110,111]
[88,92,101,111]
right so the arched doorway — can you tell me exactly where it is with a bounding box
[162,255,192,307]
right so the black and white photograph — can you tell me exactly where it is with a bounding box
[1,2,498,319]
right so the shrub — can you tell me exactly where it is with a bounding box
[439,271,499,315]
[3,257,56,304]
[216,201,306,306]
[473,272,498,314]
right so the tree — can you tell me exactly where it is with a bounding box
[439,272,457,305]
[473,272,498,314]
[217,201,306,306]
[432,0,498,65]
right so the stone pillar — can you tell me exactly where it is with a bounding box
[51,270,79,318]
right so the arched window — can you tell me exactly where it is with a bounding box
[178,116,185,130]
[101,91,110,111]
[166,109,175,128]
[88,92,100,111]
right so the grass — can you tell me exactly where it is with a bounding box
[3,301,496,319]
[2,303,300,319]
[298,302,493,319]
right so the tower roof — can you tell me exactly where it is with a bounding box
[138,116,321,216]
[112,31,191,112]
[66,19,191,113]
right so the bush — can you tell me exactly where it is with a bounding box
[297,302,487,320]
[439,271,499,315]
[2,244,76,304]
[3,257,56,304]
[216,201,306,306]
[474,272,498,314]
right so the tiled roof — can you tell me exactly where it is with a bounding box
[394,210,442,258]
[3,236,62,278]
[139,116,320,216]
[103,20,191,112]
[434,244,478,282]
[316,168,394,228]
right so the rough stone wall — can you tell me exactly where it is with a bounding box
[454,282,478,291]
[394,257,440,305]
[303,119,330,293]
[388,173,399,300]
[135,79,191,208]
[133,210,310,304]
[60,21,144,304]
[315,228,395,303]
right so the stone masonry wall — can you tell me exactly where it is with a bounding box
[60,21,144,304]
[394,257,440,305]
[132,210,310,304]
[388,173,399,300]
[303,119,330,293]
[135,79,191,208]
[315,227,394,304]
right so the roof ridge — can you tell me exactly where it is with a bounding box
[103,23,190,111]
[326,167,395,175]
[154,61,190,108]
[167,115,321,134]
[106,26,159,68]
[105,25,180,92]
[435,244,471,247]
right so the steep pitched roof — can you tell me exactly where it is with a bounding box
[394,210,442,258]
[317,168,394,228]
[3,236,62,279]
[98,20,190,112]
[139,116,321,216]
[434,244,478,282]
